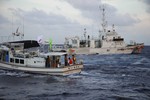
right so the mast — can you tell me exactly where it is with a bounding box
[21,16,24,40]
[83,28,87,47]
[84,28,87,41]
[12,15,15,41]
[100,4,107,32]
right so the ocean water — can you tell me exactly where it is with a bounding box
[0,46,150,100]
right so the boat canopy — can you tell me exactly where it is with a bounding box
[9,40,39,49]
[40,52,67,57]
[0,45,9,51]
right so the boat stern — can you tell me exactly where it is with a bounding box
[132,43,144,54]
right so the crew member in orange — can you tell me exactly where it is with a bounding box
[68,57,73,65]
[72,55,76,64]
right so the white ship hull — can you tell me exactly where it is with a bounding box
[76,48,133,54]
[68,47,134,55]
[0,62,83,76]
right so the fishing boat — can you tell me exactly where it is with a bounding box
[0,40,83,76]
[64,5,144,55]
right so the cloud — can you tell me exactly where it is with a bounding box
[5,7,86,43]
[105,4,140,26]
[2,0,94,26]
[143,0,150,5]
[9,8,71,25]
[0,0,148,44]
[139,0,150,13]
[66,0,100,11]
[66,0,140,27]
[144,0,150,13]
[0,15,10,24]
[2,0,140,28]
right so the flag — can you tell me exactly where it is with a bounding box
[37,35,43,43]
[49,38,52,49]
[16,27,19,33]
[69,48,75,54]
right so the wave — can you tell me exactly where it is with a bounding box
[134,87,150,98]
[26,92,85,99]
[0,70,31,77]
[111,95,136,100]
[132,57,150,66]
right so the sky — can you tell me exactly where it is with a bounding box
[0,0,150,45]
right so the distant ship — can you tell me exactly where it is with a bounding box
[63,4,144,55]
[64,29,144,55]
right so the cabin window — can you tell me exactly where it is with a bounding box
[72,40,77,44]
[20,59,24,64]
[10,58,14,63]
[15,59,19,63]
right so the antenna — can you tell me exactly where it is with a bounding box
[23,17,24,35]
[112,24,115,31]
[99,30,102,39]
[99,3,107,32]
[12,15,15,41]
[84,28,86,41]
[21,16,24,40]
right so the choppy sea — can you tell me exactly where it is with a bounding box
[0,46,150,100]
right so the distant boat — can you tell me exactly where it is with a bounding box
[64,4,144,55]
[128,42,144,54]
[0,40,83,76]
[64,30,144,55]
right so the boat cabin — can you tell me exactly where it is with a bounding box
[40,52,79,68]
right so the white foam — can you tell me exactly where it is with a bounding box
[133,57,150,65]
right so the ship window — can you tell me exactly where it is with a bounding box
[20,59,24,64]
[15,59,19,63]
[10,58,14,63]
[72,40,77,44]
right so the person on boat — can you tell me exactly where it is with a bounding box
[56,58,60,68]
[46,56,51,68]
[72,55,76,64]
[68,57,73,65]
[45,57,47,67]
[0,52,2,61]
[64,54,68,66]
[5,52,9,62]
[11,48,15,55]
